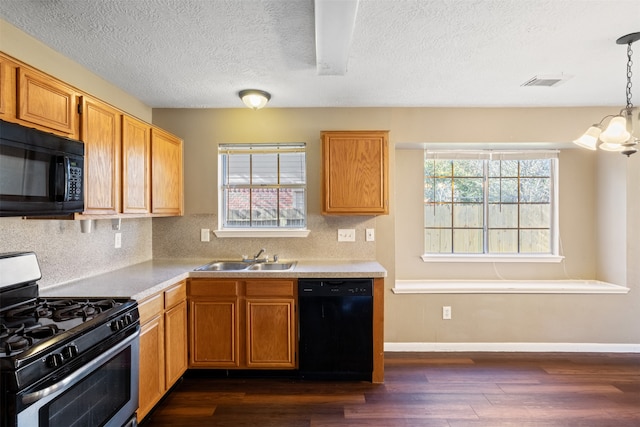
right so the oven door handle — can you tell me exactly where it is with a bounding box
[21,330,139,405]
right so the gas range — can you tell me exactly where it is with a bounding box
[0,252,140,427]
[1,298,128,354]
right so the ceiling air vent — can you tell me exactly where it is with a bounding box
[521,75,572,87]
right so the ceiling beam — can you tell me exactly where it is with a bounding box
[314,0,360,76]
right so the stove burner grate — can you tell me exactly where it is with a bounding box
[0,323,62,354]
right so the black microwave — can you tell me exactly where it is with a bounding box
[0,120,84,217]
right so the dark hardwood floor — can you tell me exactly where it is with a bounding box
[142,352,640,426]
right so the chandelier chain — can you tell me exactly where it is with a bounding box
[626,43,633,108]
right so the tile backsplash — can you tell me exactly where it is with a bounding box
[152,213,377,261]
[0,213,376,288]
[0,216,152,288]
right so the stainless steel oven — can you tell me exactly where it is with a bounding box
[17,330,139,427]
[0,252,140,427]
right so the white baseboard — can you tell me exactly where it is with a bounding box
[384,342,640,353]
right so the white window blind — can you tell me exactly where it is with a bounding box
[219,143,306,229]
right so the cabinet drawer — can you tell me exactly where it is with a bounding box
[138,293,163,324]
[245,280,294,297]
[164,281,186,309]
[189,280,239,297]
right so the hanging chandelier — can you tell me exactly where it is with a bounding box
[573,32,640,157]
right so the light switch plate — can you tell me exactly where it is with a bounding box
[366,228,375,242]
[200,229,210,242]
[114,233,122,249]
[338,229,356,242]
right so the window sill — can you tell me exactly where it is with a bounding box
[213,229,310,238]
[421,254,564,263]
[392,280,630,294]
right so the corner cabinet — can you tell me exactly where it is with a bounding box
[137,280,188,422]
[321,130,389,215]
[188,278,296,370]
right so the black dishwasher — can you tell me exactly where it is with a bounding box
[297,278,373,380]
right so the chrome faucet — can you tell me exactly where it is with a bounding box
[253,248,266,262]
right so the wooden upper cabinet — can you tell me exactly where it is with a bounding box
[151,127,183,216]
[322,131,389,215]
[0,55,16,118]
[17,67,78,137]
[122,115,151,214]
[1,52,184,219]
[80,96,121,215]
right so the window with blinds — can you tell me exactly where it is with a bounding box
[423,150,559,255]
[219,143,306,229]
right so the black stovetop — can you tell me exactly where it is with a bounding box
[0,297,129,358]
[0,252,139,391]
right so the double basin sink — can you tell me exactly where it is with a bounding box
[195,260,297,272]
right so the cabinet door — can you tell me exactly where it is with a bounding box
[138,315,165,421]
[151,127,183,215]
[122,115,151,214]
[164,300,188,388]
[17,67,78,137]
[246,298,296,368]
[80,96,121,214]
[189,299,239,367]
[322,131,389,215]
[0,55,16,118]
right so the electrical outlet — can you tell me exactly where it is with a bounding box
[366,228,375,242]
[114,233,122,249]
[200,228,210,242]
[442,306,452,320]
[337,229,356,242]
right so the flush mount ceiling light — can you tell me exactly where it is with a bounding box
[573,32,640,157]
[239,89,271,110]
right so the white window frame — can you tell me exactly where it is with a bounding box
[214,142,310,238]
[421,150,562,263]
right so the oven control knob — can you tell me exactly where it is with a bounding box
[110,319,122,331]
[62,345,79,359]
[47,353,64,368]
[124,313,133,325]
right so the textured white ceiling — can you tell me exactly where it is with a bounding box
[1,0,639,109]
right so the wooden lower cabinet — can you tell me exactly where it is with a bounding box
[137,280,187,421]
[164,282,189,390]
[137,294,164,420]
[188,278,296,370]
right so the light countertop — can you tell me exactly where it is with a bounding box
[40,258,387,301]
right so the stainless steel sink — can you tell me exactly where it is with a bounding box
[194,261,250,271]
[247,262,296,271]
[194,260,297,272]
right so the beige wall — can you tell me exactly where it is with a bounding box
[153,107,639,345]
